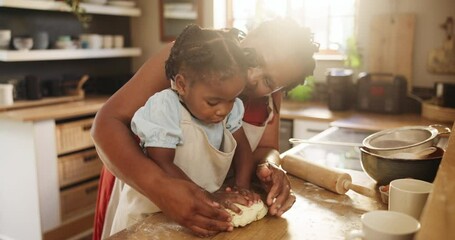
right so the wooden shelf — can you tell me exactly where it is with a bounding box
[0,0,141,17]
[0,48,141,62]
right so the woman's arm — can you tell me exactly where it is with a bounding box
[91,43,232,236]
[253,91,296,216]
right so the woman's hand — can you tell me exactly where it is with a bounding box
[155,178,233,237]
[256,162,296,216]
[225,186,261,204]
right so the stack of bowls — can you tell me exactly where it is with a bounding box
[360,124,450,185]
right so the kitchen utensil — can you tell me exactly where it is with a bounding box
[389,178,433,220]
[281,154,376,197]
[388,147,437,159]
[356,72,407,114]
[347,210,420,240]
[362,124,451,155]
[13,37,33,51]
[0,29,11,49]
[0,84,14,106]
[360,146,444,185]
[327,68,353,111]
[289,138,363,148]
[369,13,415,91]
[32,31,49,49]
[422,100,455,123]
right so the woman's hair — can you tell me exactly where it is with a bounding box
[247,18,319,90]
[165,24,249,84]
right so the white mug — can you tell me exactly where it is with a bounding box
[113,35,124,48]
[0,84,14,106]
[347,210,420,240]
[103,35,113,49]
[0,29,12,49]
[389,178,433,220]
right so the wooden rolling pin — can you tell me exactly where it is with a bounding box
[281,154,376,197]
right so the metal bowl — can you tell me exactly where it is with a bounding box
[360,146,444,185]
[362,124,450,156]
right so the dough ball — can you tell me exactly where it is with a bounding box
[226,201,268,227]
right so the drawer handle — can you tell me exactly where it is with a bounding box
[82,124,92,131]
[306,128,324,133]
[83,155,98,162]
[85,185,98,195]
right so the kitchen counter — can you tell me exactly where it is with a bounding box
[0,96,109,121]
[280,100,452,131]
[1,97,450,129]
[107,170,385,240]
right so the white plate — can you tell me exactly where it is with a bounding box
[108,1,136,8]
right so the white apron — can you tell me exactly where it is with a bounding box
[243,96,274,151]
[104,103,237,237]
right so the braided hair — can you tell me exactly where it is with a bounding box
[165,24,250,85]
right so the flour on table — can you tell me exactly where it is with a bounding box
[226,201,268,227]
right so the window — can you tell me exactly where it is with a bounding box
[227,0,357,55]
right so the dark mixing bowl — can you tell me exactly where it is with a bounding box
[360,146,444,185]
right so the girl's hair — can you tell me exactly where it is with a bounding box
[247,18,319,90]
[165,24,249,84]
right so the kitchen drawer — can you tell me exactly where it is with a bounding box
[58,148,103,187]
[56,118,94,155]
[60,179,98,221]
[293,119,330,140]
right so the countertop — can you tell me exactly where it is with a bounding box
[0,96,109,121]
[280,100,452,131]
[1,98,451,131]
[107,170,386,240]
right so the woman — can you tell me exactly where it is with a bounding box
[92,18,318,238]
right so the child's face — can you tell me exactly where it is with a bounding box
[175,74,245,124]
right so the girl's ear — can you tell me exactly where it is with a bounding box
[174,74,188,96]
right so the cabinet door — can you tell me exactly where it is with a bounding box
[159,0,203,42]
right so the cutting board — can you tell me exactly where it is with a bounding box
[368,13,416,91]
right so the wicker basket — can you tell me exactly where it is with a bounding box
[58,148,103,187]
[60,179,99,221]
[56,118,94,155]
[422,101,455,123]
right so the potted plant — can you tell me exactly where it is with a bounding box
[62,0,92,28]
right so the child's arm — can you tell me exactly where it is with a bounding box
[145,147,193,182]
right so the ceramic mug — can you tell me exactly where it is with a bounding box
[0,84,14,106]
[0,29,12,49]
[346,210,420,240]
[389,178,433,220]
[113,35,124,48]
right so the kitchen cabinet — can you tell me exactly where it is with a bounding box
[0,1,142,62]
[0,98,107,240]
[159,0,202,41]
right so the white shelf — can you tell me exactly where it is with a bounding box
[0,48,142,62]
[0,0,141,17]
[164,10,197,20]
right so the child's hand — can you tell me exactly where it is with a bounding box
[225,186,261,204]
[211,188,256,214]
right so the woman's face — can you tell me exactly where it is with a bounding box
[241,46,305,98]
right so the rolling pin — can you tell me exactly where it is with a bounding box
[280,154,376,198]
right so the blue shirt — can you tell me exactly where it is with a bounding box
[131,89,244,150]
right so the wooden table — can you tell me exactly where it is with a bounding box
[108,170,386,240]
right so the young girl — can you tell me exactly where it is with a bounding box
[105,25,261,236]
